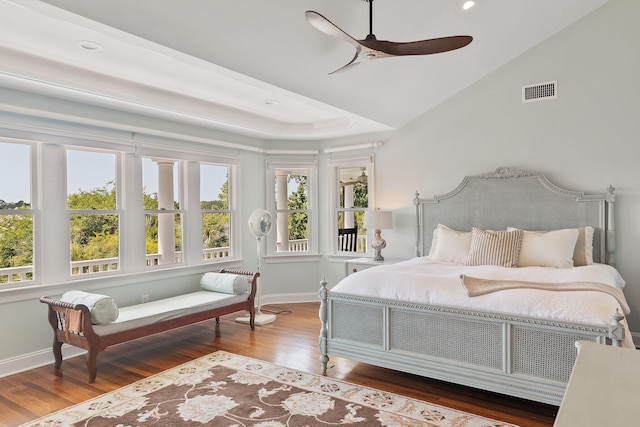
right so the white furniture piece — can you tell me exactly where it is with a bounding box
[345,257,404,276]
[554,341,640,426]
[320,167,625,405]
[41,270,258,383]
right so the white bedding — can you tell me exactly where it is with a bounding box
[331,257,633,348]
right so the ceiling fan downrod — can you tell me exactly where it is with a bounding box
[364,0,374,38]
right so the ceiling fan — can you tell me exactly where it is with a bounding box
[306,0,473,74]
[341,167,368,186]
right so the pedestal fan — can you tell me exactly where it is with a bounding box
[235,209,276,325]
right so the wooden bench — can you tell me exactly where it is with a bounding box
[40,269,258,383]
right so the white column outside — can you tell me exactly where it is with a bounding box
[156,160,175,264]
[344,184,355,228]
[276,171,289,252]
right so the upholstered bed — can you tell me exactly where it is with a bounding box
[319,167,631,405]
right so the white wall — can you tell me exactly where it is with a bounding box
[374,0,640,331]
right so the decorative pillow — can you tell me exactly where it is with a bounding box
[60,290,119,325]
[573,226,594,266]
[466,227,523,268]
[429,224,472,264]
[200,272,248,295]
[508,228,578,268]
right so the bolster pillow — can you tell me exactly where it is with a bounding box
[60,290,119,325]
[200,272,248,295]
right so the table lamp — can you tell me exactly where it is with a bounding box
[364,209,393,261]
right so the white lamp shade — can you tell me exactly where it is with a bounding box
[364,210,393,230]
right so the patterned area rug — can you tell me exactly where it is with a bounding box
[22,351,518,426]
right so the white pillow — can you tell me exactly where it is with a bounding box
[430,224,471,264]
[61,290,119,325]
[509,228,578,268]
[200,272,248,295]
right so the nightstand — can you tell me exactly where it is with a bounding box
[345,257,404,275]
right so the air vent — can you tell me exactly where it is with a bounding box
[522,81,557,103]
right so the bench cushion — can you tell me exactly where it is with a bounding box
[92,291,246,335]
[61,290,119,325]
[200,272,248,294]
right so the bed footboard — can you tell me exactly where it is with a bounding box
[318,278,625,405]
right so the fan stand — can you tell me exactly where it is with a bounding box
[235,236,276,325]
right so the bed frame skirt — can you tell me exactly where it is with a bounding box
[319,280,625,406]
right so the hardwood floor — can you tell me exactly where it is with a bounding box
[0,302,557,426]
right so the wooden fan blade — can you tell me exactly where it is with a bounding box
[305,11,362,49]
[329,52,362,75]
[369,36,473,56]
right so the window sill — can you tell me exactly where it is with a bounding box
[326,254,370,263]
[263,254,322,264]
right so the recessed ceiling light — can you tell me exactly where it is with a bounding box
[76,40,103,51]
[463,1,475,10]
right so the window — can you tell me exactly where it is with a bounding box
[67,149,119,275]
[266,160,318,257]
[329,156,373,256]
[201,163,233,261]
[0,140,33,284]
[0,126,243,290]
[143,157,183,268]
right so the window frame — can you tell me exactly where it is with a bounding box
[200,161,236,263]
[66,147,122,278]
[0,127,243,296]
[0,138,36,286]
[141,156,185,269]
[264,159,319,261]
[328,154,375,258]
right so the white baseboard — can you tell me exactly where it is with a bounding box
[261,291,319,306]
[0,345,86,379]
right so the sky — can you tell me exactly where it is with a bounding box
[0,142,30,203]
[0,142,228,204]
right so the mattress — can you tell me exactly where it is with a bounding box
[330,257,633,347]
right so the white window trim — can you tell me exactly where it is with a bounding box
[0,138,37,287]
[328,154,375,258]
[197,161,239,264]
[264,159,318,261]
[0,127,244,297]
[66,147,122,279]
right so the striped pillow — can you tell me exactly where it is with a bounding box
[466,227,523,267]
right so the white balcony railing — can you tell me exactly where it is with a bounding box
[71,257,119,275]
[280,235,367,253]
[203,247,231,261]
[0,265,32,283]
[0,247,234,283]
[1,236,370,282]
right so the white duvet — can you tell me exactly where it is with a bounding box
[331,257,633,347]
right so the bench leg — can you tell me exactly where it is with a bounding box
[249,307,255,330]
[52,339,63,377]
[87,347,99,383]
